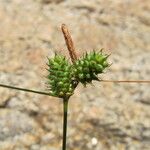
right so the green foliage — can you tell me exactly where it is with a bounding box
[47,51,110,98]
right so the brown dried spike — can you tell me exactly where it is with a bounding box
[61,24,77,63]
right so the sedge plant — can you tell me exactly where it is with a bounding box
[46,24,110,150]
[0,24,150,150]
[47,51,110,150]
[0,24,110,150]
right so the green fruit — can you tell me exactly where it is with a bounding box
[86,74,91,79]
[73,51,110,85]
[47,50,110,98]
[79,73,84,79]
[47,54,76,99]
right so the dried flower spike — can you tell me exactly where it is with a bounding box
[61,24,77,63]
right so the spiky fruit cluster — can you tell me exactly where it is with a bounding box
[73,51,109,85]
[47,54,76,99]
[47,51,110,98]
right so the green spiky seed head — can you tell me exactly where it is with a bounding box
[74,50,110,85]
[47,54,76,99]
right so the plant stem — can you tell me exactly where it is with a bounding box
[62,98,69,150]
[0,83,50,96]
[101,80,150,83]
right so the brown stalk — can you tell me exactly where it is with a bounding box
[61,24,77,63]
[101,80,150,83]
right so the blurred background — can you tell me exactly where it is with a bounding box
[0,0,150,150]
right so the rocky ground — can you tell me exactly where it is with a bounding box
[0,0,150,150]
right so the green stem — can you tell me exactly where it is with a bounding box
[62,98,69,150]
[0,83,50,96]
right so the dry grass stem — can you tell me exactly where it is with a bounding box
[101,80,150,83]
